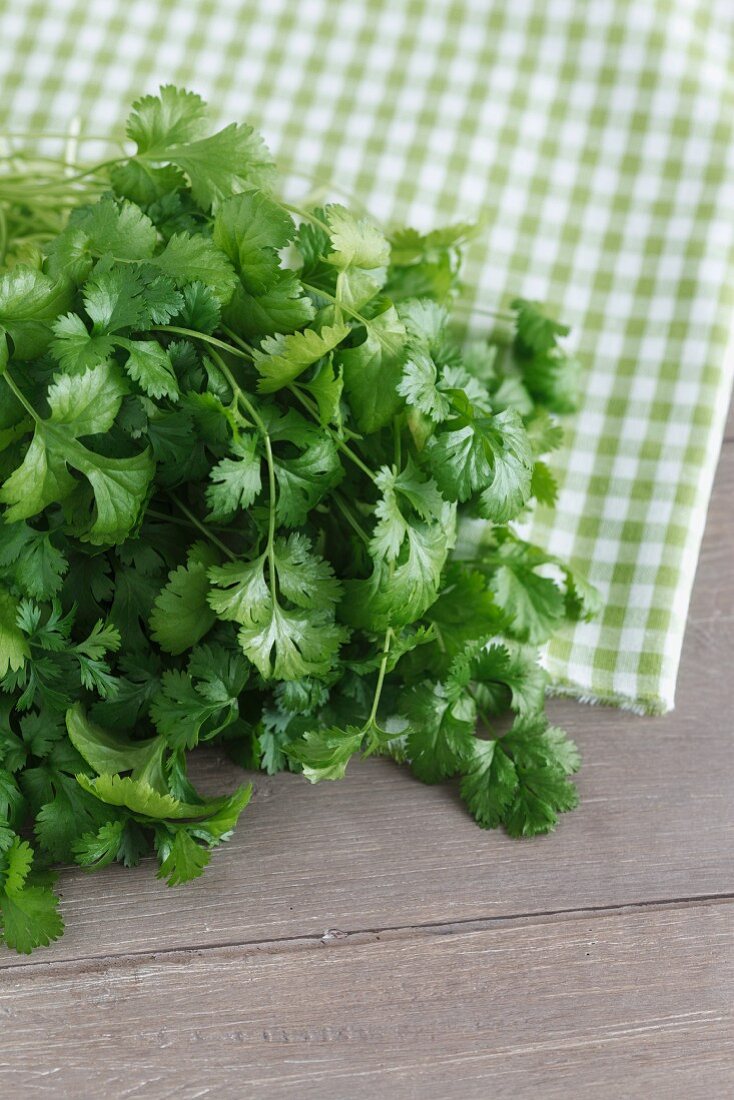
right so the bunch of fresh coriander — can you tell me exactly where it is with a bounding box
[0,86,598,953]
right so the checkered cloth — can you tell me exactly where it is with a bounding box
[2,0,733,713]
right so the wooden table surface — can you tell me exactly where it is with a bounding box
[1,407,732,1099]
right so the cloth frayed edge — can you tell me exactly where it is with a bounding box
[546,681,671,717]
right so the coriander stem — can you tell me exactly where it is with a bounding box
[332,493,370,545]
[393,415,402,472]
[167,494,237,561]
[1,368,40,422]
[451,302,516,323]
[288,386,377,483]
[367,628,393,727]
[150,325,251,360]
[221,325,256,357]
[300,281,374,332]
[279,201,332,236]
[290,382,362,443]
[208,348,279,603]
[13,155,126,194]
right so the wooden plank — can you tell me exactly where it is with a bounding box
[1,443,732,970]
[1,901,732,1098]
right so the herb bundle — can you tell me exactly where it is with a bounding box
[0,87,597,953]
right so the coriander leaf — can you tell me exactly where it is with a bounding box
[76,770,251,823]
[150,232,238,305]
[175,281,220,334]
[51,311,115,373]
[205,435,262,520]
[300,358,343,430]
[207,555,270,624]
[1,363,152,542]
[70,195,157,261]
[117,339,179,401]
[0,587,30,676]
[511,298,570,354]
[126,86,275,210]
[462,641,547,717]
[223,271,315,340]
[0,266,72,360]
[149,545,218,655]
[371,460,445,562]
[460,739,518,829]
[254,323,350,393]
[342,510,455,633]
[48,358,128,435]
[511,299,579,412]
[272,534,342,609]
[238,603,346,682]
[2,836,33,895]
[489,549,565,645]
[73,821,125,870]
[403,679,476,782]
[563,564,603,622]
[525,409,564,456]
[0,881,64,954]
[213,190,294,293]
[126,85,209,154]
[273,435,342,527]
[530,461,558,506]
[156,828,211,886]
[150,646,247,750]
[326,205,390,271]
[0,523,68,600]
[428,405,533,523]
[66,703,163,779]
[397,350,451,423]
[423,565,503,666]
[287,725,363,782]
[337,304,406,433]
[65,445,156,547]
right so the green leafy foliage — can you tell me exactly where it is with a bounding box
[0,86,597,954]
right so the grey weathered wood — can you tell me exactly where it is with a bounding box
[0,444,731,971]
[1,901,732,1098]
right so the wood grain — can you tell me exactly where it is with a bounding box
[0,441,730,972]
[1,902,732,1098]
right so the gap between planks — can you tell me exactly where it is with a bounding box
[1,901,732,1100]
[2,891,733,976]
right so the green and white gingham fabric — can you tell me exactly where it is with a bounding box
[2,0,734,713]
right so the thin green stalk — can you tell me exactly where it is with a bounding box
[393,415,402,472]
[366,627,394,729]
[221,325,256,358]
[289,386,376,482]
[332,493,370,545]
[167,494,237,561]
[451,302,516,323]
[150,325,251,360]
[279,201,332,236]
[3,155,125,195]
[0,130,124,143]
[300,280,373,330]
[207,348,279,602]
[1,368,40,422]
